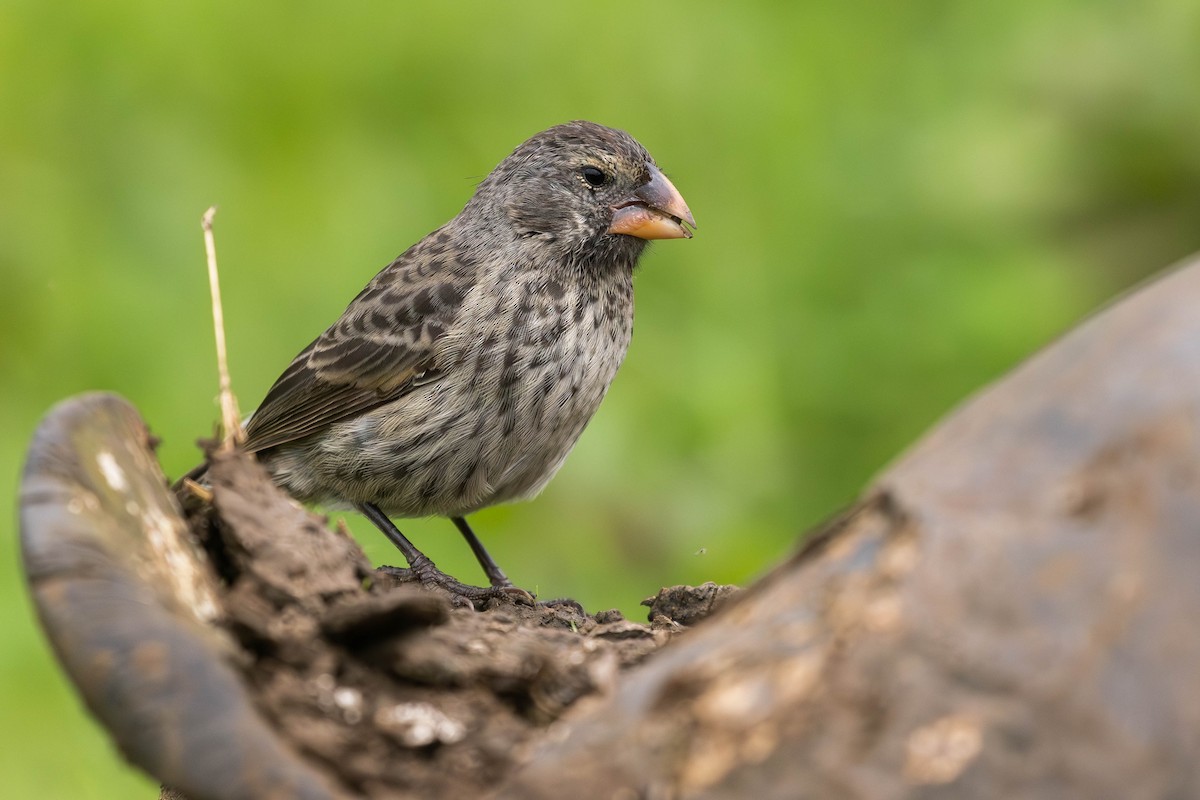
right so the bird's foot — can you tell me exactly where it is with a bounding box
[377,563,535,609]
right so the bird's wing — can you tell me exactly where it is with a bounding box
[242,246,473,454]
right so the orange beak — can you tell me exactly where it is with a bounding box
[607,164,696,240]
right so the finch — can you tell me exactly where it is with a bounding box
[208,121,694,602]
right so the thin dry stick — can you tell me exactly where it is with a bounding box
[202,206,243,448]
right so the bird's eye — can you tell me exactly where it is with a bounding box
[580,166,607,188]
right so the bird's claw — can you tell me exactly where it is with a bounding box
[377,564,535,608]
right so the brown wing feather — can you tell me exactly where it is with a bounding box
[242,239,472,454]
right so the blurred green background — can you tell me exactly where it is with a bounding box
[3,0,1199,796]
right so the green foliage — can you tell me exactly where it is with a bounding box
[2,1,1198,795]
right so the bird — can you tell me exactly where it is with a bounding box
[190,120,694,604]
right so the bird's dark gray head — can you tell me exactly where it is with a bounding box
[468,121,694,265]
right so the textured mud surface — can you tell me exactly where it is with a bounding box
[180,447,736,798]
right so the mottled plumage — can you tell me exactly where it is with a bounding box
[239,121,693,600]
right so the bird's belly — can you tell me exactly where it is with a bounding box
[446,298,632,513]
[486,342,621,505]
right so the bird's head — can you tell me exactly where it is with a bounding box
[472,120,695,264]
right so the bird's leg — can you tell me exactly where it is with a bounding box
[451,516,513,589]
[357,503,532,605]
[451,517,586,612]
[358,502,437,575]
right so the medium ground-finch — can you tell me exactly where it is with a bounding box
[197,121,694,601]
